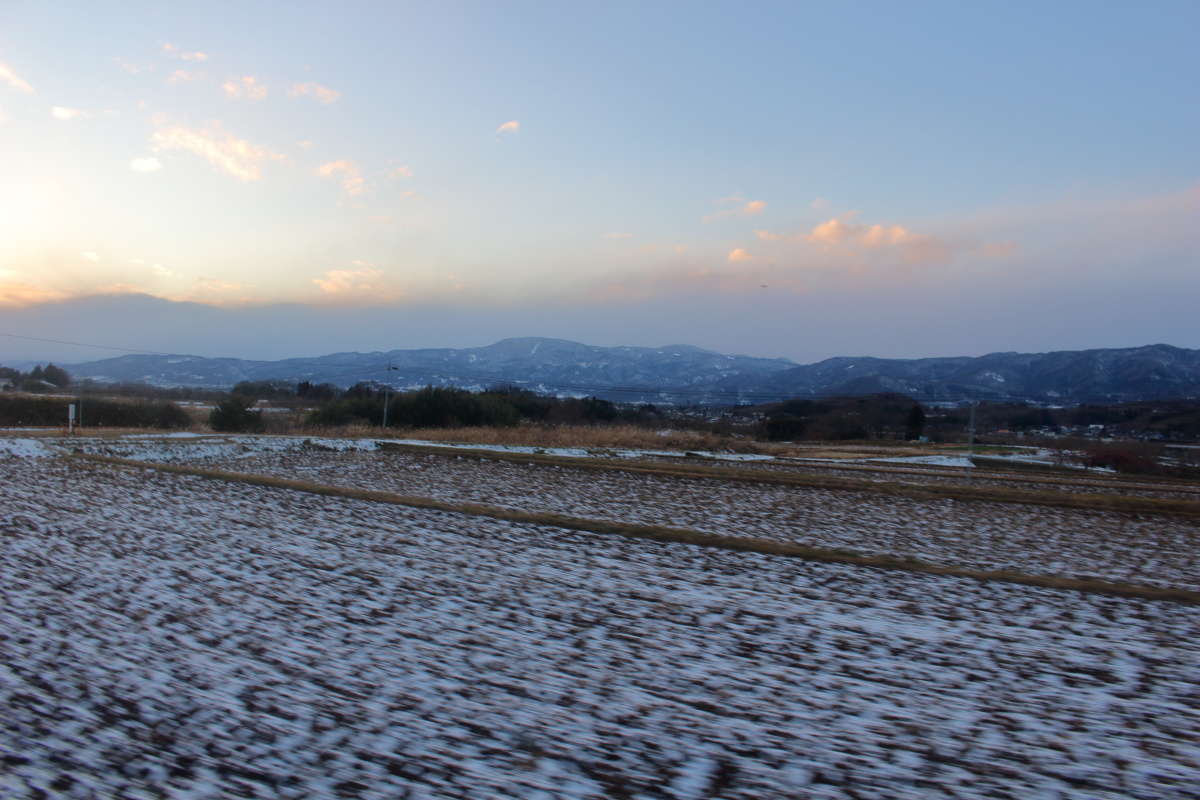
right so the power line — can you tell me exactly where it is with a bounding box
[0,331,181,357]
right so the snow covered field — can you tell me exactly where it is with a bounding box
[2,458,1198,799]
[166,447,1200,592]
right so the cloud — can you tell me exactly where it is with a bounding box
[289,82,340,104]
[703,196,767,223]
[222,76,268,101]
[797,215,951,264]
[0,61,34,94]
[80,251,101,263]
[387,165,413,179]
[316,159,366,196]
[162,43,209,62]
[0,280,65,307]
[604,232,634,239]
[193,278,243,294]
[167,69,203,85]
[806,216,855,245]
[727,248,753,263]
[496,120,520,134]
[51,106,87,121]
[811,197,830,210]
[151,121,286,182]
[313,264,385,296]
[115,58,152,75]
[151,264,174,278]
[130,156,163,173]
[753,214,951,265]
[297,139,315,150]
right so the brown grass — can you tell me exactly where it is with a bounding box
[305,423,790,454]
[75,453,1200,604]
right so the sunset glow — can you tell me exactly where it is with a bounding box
[0,2,1197,361]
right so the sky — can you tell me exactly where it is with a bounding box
[1,1,1198,364]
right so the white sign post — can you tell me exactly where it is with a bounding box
[68,403,76,434]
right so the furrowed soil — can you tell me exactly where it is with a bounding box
[176,446,1200,592]
[2,438,1199,799]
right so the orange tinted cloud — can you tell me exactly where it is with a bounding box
[289,82,340,104]
[316,160,366,196]
[496,120,520,134]
[151,121,286,181]
[704,196,767,222]
[162,43,209,62]
[0,280,65,307]
[0,61,35,94]
[749,215,956,265]
[728,248,753,263]
[222,76,268,101]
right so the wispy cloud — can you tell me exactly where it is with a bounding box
[80,251,101,263]
[0,280,65,307]
[703,195,767,223]
[167,69,203,85]
[604,232,634,240]
[387,165,413,179]
[162,43,209,62]
[193,278,244,294]
[727,248,753,263]
[151,121,286,182]
[51,106,87,121]
[129,156,163,173]
[751,214,952,264]
[496,120,520,134]
[316,159,366,196]
[0,61,35,93]
[289,82,340,104]
[313,263,386,297]
[114,58,152,76]
[222,76,268,101]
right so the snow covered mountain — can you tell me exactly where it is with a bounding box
[65,339,1200,404]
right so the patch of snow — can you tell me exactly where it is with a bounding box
[0,438,56,458]
[869,455,976,468]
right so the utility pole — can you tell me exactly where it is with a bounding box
[381,363,399,429]
[967,400,977,455]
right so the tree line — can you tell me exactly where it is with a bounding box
[0,363,72,392]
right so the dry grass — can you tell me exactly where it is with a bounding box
[76,453,1200,604]
[307,423,788,454]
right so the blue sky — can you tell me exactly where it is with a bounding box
[1,1,1197,362]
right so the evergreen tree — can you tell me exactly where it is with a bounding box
[43,364,71,388]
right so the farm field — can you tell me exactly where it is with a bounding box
[92,437,1200,593]
[2,437,1199,798]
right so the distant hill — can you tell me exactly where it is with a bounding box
[66,339,1200,405]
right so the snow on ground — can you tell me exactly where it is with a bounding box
[120,432,207,439]
[191,448,1200,592]
[387,438,776,463]
[1,460,1198,799]
[868,455,977,468]
[0,438,54,458]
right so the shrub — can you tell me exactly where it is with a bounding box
[210,395,265,433]
[0,395,190,428]
[1079,441,1164,475]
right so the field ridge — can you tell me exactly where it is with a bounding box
[76,453,1200,604]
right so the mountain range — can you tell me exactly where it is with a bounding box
[59,339,1200,405]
